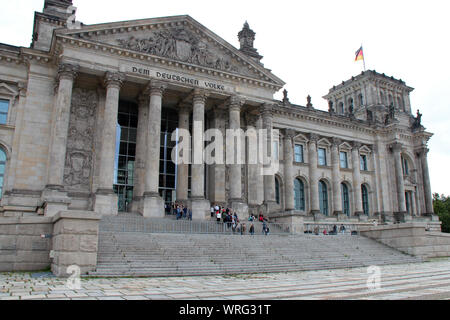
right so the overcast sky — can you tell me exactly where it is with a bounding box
[1,0,449,195]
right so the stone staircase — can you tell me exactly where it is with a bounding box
[89,216,422,277]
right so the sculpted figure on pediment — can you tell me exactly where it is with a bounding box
[117,27,241,74]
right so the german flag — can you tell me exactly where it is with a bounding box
[355,46,364,62]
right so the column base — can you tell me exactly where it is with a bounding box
[394,211,408,223]
[93,191,118,216]
[41,188,71,217]
[230,199,249,217]
[142,193,164,218]
[262,201,277,216]
[191,198,211,221]
[337,213,349,221]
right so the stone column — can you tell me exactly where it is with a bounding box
[392,142,407,215]
[208,107,226,205]
[190,89,210,220]
[418,147,434,215]
[374,138,391,220]
[131,95,149,213]
[42,63,79,217]
[351,142,364,216]
[142,81,166,218]
[176,102,190,202]
[228,96,248,216]
[94,71,125,216]
[331,138,343,216]
[308,133,320,215]
[246,113,262,212]
[283,129,295,212]
[261,104,276,214]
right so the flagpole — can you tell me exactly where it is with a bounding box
[362,43,366,71]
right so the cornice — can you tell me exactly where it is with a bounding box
[56,16,285,87]
[54,34,282,92]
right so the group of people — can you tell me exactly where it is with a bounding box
[165,202,192,221]
[311,224,346,235]
[211,206,270,236]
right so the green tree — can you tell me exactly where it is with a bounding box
[433,193,450,233]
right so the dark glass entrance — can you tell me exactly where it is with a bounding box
[114,101,138,212]
[159,108,179,204]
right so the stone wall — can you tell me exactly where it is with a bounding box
[51,211,101,277]
[0,210,101,276]
[360,223,450,258]
[0,216,53,271]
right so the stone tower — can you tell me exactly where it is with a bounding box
[238,21,263,63]
[31,0,78,51]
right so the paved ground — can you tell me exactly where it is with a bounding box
[1,258,450,300]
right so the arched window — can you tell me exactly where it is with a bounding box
[341,183,350,216]
[319,180,328,216]
[275,177,280,205]
[294,178,305,211]
[362,185,369,215]
[0,148,6,199]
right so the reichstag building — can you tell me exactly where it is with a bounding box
[0,0,435,225]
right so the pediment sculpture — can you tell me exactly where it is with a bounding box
[116,27,240,74]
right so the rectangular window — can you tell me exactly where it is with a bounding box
[340,151,348,168]
[318,148,327,166]
[273,141,279,160]
[0,99,9,125]
[360,155,368,171]
[294,144,304,163]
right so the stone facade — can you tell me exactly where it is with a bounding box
[0,0,436,227]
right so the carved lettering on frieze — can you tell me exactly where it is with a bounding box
[64,88,98,191]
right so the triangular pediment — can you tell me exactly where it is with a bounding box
[56,15,285,87]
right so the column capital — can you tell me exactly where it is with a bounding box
[331,137,342,147]
[309,133,319,144]
[193,88,209,104]
[228,95,245,112]
[260,103,274,117]
[416,146,429,157]
[57,63,79,81]
[104,71,125,90]
[146,80,166,96]
[352,141,362,151]
[282,128,296,140]
[390,142,403,153]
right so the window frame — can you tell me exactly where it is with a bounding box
[294,144,304,163]
[318,147,327,166]
[294,178,305,211]
[340,151,348,169]
[0,98,10,125]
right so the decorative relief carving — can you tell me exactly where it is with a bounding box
[116,27,244,74]
[63,88,98,191]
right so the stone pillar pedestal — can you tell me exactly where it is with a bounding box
[51,211,101,277]
[142,193,165,218]
[93,190,118,216]
[41,187,71,217]
[230,200,249,217]
[191,198,211,221]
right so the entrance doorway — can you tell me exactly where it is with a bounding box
[114,101,138,212]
